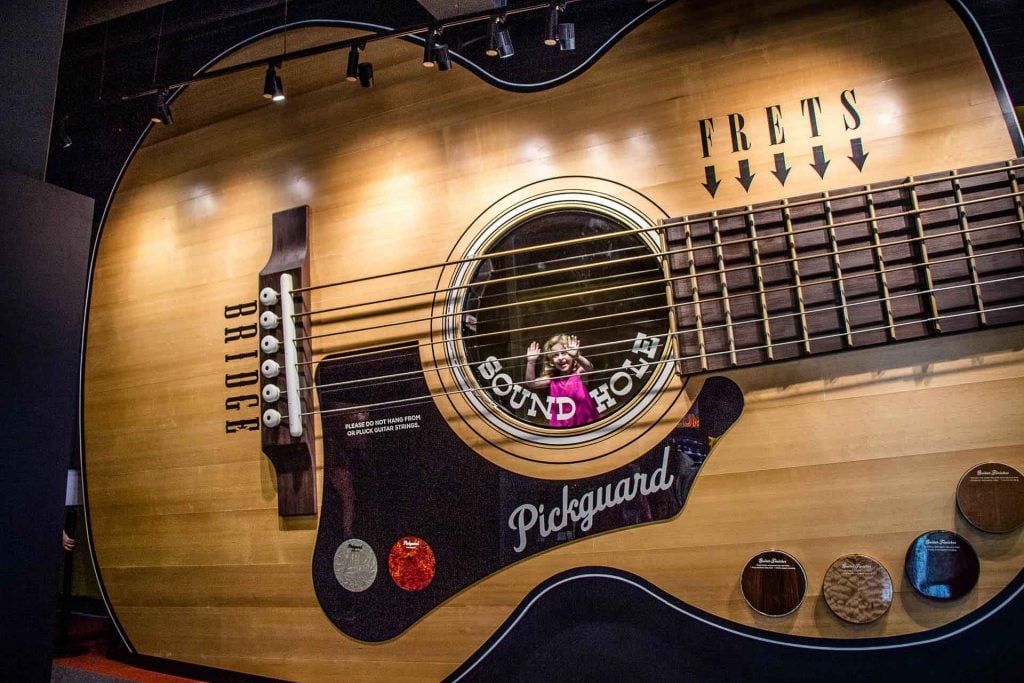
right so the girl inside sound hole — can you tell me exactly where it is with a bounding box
[525,333,600,427]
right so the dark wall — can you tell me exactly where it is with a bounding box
[0,173,93,680]
[0,2,95,677]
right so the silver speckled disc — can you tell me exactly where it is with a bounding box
[333,538,378,593]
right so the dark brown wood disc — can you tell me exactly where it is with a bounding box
[740,550,807,617]
[904,530,979,600]
[956,462,1024,533]
[822,554,893,624]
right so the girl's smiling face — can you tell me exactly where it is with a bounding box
[550,343,573,373]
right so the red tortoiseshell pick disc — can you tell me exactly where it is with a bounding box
[388,536,436,591]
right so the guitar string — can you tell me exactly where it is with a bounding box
[288,273,1024,404]
[290,161,1024,298]
[293,184,1024,320]
[294,217,1024,345]
[294,243,1024,374]
[303,242,655,320]
[293,299,1024,420]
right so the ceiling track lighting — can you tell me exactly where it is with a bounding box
[545,3,562,46]
[346,45,360,82]
[151,89,173,125]
[485,18,500,57]
[435,44,452,72]
[557,22,575,51]
[263,61,285,101]
[124,1,585,105]
[358,62,374,88]
[423,28,438,68]
[495,17,514,59]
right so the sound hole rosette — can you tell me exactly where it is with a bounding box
[425,178,689,477]
[955,462,1024,533]
[740,549,808,618]
[821,553,893,624]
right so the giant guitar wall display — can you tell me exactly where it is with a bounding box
[82,0,1024,679]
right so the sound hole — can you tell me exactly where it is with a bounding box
[461,209,670,429]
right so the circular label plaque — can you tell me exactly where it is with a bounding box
[904,530,979,600]
[822,554,893,624]
[388,536,436,592]
[333,538,378,593]
[956,462,1024,533]
[740,550,807,617]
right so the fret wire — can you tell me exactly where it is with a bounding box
[950,170,987,325]
[304,273,1024,395]
[657,218,685,374]
[906,178,941,333]
[710,214,738,366]
[1008,160,1024,247]
[291,169,1024,301]
[299,297,1024,419]
[745,207,774,360]
[864,189,897,341]
[822,192,853,346]
[781,199,812,354]
[682,218,708,370]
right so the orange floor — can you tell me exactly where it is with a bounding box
[53,614,203,683]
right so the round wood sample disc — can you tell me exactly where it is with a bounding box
[904,530,979,600]
[822,554,893,624]
[956,462,1024,533]
[740,550,807,617]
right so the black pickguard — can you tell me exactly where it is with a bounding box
[311,345,743,642]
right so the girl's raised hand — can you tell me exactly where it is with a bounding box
[527,341,541,362]
[567,334,580,357]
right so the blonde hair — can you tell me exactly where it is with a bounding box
[539,333,573,379]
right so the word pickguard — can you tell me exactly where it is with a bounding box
[311,346,743,642]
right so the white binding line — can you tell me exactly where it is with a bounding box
[452,570,1024,680]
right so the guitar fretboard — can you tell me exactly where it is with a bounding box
[664,158,1024,374]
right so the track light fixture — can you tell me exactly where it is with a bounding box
[545,3,561,46]
[486,17,500,57]
[423,28,438,68]
[346,45,360,82]
[151,89,173,125]
[495,17,514,59]
[558,22,575,51]
[358,62,374,88]
[436,44,452,72]
[263,61,285,101]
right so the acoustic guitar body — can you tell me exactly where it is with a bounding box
[83,0,1024,679]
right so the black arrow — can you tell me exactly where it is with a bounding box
[736,159,755,192]
[848,137,869,171]
[810,145,830,178]
[771,152,791,186]
[702,165,721,198]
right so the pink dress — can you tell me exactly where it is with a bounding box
[548,373,600,427]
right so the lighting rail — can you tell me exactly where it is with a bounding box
[124,0,581,102]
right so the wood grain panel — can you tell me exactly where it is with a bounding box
[83,0,1024,679]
